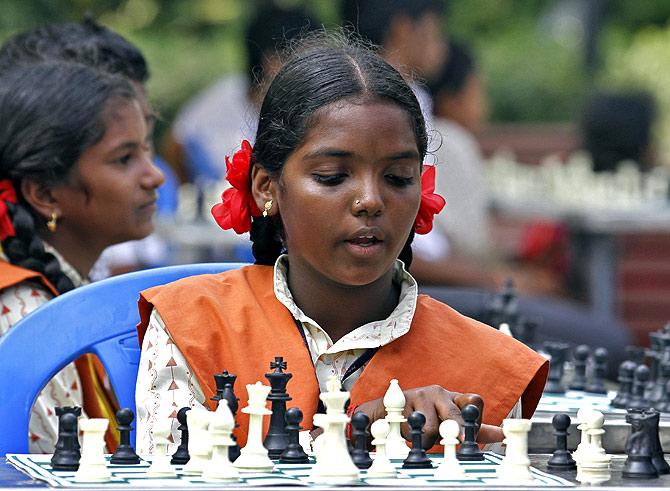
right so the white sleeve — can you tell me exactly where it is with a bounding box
[135,308,208,455]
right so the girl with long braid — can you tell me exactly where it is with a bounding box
[136,36,547,454]
[0,62,164,451]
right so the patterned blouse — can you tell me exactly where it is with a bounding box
[0,245,87,453]
[136,257,418,455]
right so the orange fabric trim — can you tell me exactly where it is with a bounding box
[1,260,119,452]
[138,265,548,448]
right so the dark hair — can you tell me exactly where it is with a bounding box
[244,1,319,88]
[249,35,426,268]
[581,91,656,173]
[428,40,475,98]
[0,17,148,82]
[341,0,445,46]
[0,62,136,293]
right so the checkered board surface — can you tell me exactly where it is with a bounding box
[535,390,625,415]
[8,452,573,487]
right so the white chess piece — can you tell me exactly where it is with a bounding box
[499,323,513,337]
[182,407,212,476]
[366,419,397,478]
[146,420,177,477]
[383,379,409,459]
[573,406,596,464]
[434,419,465,479]
[203,400,240,482]
[74,418,111,482]
[576,410,611,485]
[496,419,534,483]
[234,381,274,473]
[310,376,360,484]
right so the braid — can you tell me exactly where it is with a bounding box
[2,201,75,294]
[398,229,415,270]
[249,216,283,266]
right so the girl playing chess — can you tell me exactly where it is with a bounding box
[0,62,164,452]
[136,34,548,454]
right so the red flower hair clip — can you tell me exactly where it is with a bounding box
[211,140,261,234]
[0,179,17,241]
[414,165,445,234]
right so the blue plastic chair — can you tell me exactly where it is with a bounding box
[0,262,246,455]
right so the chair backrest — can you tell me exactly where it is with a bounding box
[0,262,246,455]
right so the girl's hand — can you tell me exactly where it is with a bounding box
[355,385,504,449]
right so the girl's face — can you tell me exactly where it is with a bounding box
[272,99,421,288]
[52,97,164,249]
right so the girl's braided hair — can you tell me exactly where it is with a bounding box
[249,33,427,268]
[0,62,136,293]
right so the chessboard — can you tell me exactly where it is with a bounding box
[7,452,574,487]
[535,390,625,416]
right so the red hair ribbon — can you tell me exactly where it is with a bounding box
[414,164,445,234]
[211,140,261,234]
[0,179,17,241]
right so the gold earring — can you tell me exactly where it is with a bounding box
[47,212,58,232]
[262,200,273,218]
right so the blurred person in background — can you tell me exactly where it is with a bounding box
[341,0,448,130]
[162,1,319,184]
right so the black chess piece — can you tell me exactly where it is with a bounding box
[456,404,484,461]
[547,413,576,471]
[628,365,652,410]
[612,361,637,409]
[544,342,569,394]
[218,371,241,462]
[585,347,609,394]
[487,278,519,332]
[655,379,670,413]
[54,406,81,457]
[650,359,670,404]
[279,407,310,464]
[622,409,659,479]
[626,345,646,364]
[645,408,670,475]
[51,412,80,471]
[349,411,373,469]
[517,316,539,348]
[171,407,191,465]
[110,408,140,465]
[402,411,433,469]
[211,371,228,403]
[569,345,590,391]
[264,356,293,459]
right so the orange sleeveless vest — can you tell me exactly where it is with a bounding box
[138,265,548,447]
[0,260,119,450]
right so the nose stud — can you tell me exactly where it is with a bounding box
[355,200,361,205]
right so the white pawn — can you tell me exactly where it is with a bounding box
[182,407,212,476]
[434,420,465,479]
[366,419,397,478]
[74,418,111,482]
[573,407,596,464]
[234,381,274,473]
[383,379,409,459]
[496,419,534,484]
[203,400,240,482]
[146,420,177,477]
[577,410,611,485]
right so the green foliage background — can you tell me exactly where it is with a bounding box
[1,0,669,156]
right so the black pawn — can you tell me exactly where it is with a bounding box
[402,411,433,469]
[547,413,576,471]
[51,413,80,471]
[629,365,652,410]
[585,347,609,394]
[456,404,484,461]
[569,345,590,391]
[110,408,140,465]
[612,361,637,409]
[544,342,569,394]
[54,406,81,456]
[264,356,293,459]
[171,407,191,465]
[219,372,241,462]
[350,412,373,469]
[279,407,310,464]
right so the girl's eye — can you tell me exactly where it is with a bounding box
[115,154,132,165]
[386,174,414,186]
[313,173,346,185]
